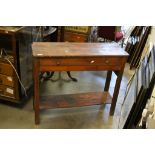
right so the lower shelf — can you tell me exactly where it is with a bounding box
[40,91,112,109]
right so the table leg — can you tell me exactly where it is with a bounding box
[33,59,40,124]
[104,71,112,91]
[110,69,124,115]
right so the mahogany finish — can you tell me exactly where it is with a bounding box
[32,42,128,124]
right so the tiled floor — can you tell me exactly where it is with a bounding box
[0,63,135,129]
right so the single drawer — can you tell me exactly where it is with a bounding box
[0,74,14,87]
[40,57,121,66]
[64,32,87,42]
[0,85,15,98]
[0,62,14,76]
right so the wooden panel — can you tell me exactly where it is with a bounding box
[64,32,87,42]
[32,42,129,57]
[40,92,112,109]
[39,57,122,66]
[40,65,121,72]
[0,62,14,76]
[0,85,15,98]
[0,74,14,87]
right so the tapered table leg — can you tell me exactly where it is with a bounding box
[104,71,112,91]
[33,58,40,124]
[110,69,124,115]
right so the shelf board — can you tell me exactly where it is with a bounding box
[40,91,112,109]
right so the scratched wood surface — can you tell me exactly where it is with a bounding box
[32,42,128,57]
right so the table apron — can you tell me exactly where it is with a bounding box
[39,65,122,71]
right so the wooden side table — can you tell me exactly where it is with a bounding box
[32,42,128,124]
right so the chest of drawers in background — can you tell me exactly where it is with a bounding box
[0,58,15,98]
[58,26,97,42]
[0,26,34,103]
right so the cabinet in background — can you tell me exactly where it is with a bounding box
[0,26,34,103]
[58,26,97,42]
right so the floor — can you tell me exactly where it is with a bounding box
[0,63,135,129]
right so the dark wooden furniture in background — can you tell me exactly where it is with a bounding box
[41,26,58,42]
[0,26,33,103]
[97,26,123,42]
[58,26,91,42]
[32,42,128,124]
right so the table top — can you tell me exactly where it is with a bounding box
[32,42,129,57]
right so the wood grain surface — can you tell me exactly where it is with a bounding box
[40,92,112,109]
[32,42,128,57]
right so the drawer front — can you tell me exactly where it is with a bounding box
[64,32,87,42]
[0,74,14,87]
[0,62,14,76]
[0,85,15,98]
[40,57,121,67]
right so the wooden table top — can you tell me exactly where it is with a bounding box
[32,42,129,57]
